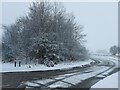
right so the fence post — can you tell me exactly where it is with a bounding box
[19,60,21,67]
[14,58,17,67]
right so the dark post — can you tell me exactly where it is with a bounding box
[19,61,21,67]
[14,58,16,67]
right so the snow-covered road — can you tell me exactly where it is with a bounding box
[17,55,119,89]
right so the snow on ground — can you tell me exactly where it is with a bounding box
[25,82,40,87]
[1,59,93,72]
[91,71,119,88]
[91,55,119,68]
[33,79,55,85]
[23,65,111,88]
[48,81,72,88]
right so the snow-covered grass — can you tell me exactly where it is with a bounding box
[91,71,119,88]
[1,59,93,72]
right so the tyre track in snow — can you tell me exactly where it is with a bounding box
[73,56,118,89]
[18,56,118,89]
[1,59,98,88]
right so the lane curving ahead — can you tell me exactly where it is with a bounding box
[17,55,119,89]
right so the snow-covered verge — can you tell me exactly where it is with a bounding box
[91,71,119,88]
[0,59,94,73]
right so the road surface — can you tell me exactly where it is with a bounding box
[1,55,119,90]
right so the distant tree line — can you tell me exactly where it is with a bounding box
[2,1,88,66]
[109,45,120,55]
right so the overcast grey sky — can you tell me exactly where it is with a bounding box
[1,2,118,52]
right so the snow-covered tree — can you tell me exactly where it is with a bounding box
[110,45,119,55]
[2,1,88,66]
